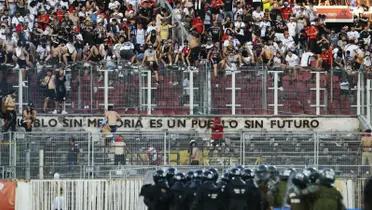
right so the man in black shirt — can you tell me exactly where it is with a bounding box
[209,21,222,43]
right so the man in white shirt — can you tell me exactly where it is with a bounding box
[287,17,297,37]
[252,6,264,21]
[135,22,145,46]
[347,27,360,41]
[281,31,295,51]
[285,51,299,67]
[259,17,271,38]
[300,51,314,67]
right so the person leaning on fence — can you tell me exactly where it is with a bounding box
[1,89,17,132]
[22,102,36,132]
[104,105,121,133]
[189,140,201,165]
[361,129,372,174]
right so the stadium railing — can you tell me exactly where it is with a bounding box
[0,130,370,180]
[1,60,366,116]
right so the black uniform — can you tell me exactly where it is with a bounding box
[184,178,203,210]
[245,179,263,210]
[225,176,250,210]
[140,182,171,210]
[169,180,187,210]
[191,180,223,210]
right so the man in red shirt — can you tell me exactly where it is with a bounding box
[211,117,224,149]
[305,22,318,52]
[320,47,333,71]
[280,2,292,21]
[191,16,204,34]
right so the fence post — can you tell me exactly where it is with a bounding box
[163,132,167,165]
[18,69,23,114]
[98,68,114,110]
[39,149,44,179]
[189,69,194,115]
[226,71,241,115]
[367,80,371,124]
[147,70,152,115]
[310,71,326,115]
[268,71,283,115]
[357,71,362,115]
[25,143,30,179]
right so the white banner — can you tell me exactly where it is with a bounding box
[23,116,360,132]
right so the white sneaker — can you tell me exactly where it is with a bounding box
[52,110,58,114]
[61,110,68,114]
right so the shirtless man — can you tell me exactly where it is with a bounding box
[41,69,57,113]
[1,90,16,131]
[261,41,275,65]
[22,102,36,132]
[104,105,121,133]
[142,44,159,83]
[362,129,372,174]
[188,32,201,66]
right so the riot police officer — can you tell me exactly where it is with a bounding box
[254,164,271,210]
[185,169,204,210]
[312,169,345,210]
[267,165,281,208]
[191,170,223,210]
[287,172,310,210]
[240,167,262,210]
[225,167,251,210]
[140,169,171,210]
[272,168,295,208]
[170,172,187,210]
[167,167,177,188]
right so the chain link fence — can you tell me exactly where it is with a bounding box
[0,130,370,180]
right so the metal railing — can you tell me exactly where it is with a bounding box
[0,130,370,180]
[2,61,368,117]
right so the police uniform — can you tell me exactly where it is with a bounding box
[170,179,187,210]
[140,170,171,210]
[312,185,345,210]
[191,180,223,210]
[272,180,288,208]
[225,176,250,210]
[140,183,171,210]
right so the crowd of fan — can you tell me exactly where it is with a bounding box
[0,0,370,83]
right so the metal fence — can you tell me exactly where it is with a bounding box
[2,61,369,117]
[18,168,369,210]
[0,131,370,180]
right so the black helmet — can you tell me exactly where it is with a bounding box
[209,168,219,181]
[320,168,335,186]
[280,168,296,181]
[194,169,204,179]
[153,169,166,184]
[203,170,214,181]
[242,168,255,180]
[230,167,242,177]
[175,172,186,181]
[166,167,176,177]
[303,167,320,184]
[186,171,194,181]
[255,164,270,183]
[292,172,309,189]
[268,165,279,178]
[221,172,230,182]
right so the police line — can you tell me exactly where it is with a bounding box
[20,116,360,132]
[2,178,359,210]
